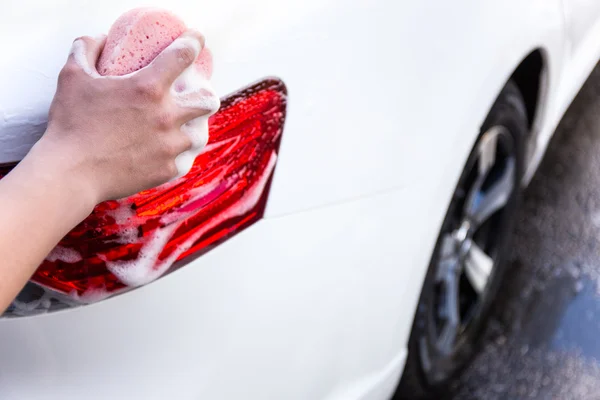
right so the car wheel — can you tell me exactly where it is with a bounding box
[394,81,527,399]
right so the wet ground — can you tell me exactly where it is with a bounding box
[451,64,600,400]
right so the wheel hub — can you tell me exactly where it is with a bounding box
[453,220,473,261]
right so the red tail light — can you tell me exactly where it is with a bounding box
[3,78,287,314]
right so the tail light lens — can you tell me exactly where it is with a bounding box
[3,78,287,317]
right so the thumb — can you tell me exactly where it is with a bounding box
[137,30,205,88]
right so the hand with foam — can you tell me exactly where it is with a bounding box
[41,20,216,204]
[97,8,219,179]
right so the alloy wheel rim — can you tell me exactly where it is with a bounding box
[422,126,517,368]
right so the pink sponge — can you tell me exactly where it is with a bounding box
[97,7,212,78]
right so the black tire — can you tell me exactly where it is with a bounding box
[393,81,528,400]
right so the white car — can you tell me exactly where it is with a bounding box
[1,0,599,399]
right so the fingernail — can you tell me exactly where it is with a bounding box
[94,34,108,43]
[168,38,198,60]
[197,33,206,50]
[182,30,205,50]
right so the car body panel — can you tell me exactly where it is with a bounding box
[1,0,600,399]
[0,0,565,216]
[563,0,600,55]
[0,186,431,400]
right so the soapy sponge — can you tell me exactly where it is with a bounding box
[98,8,186,75]
[97,7,219,177]
[97,8,213,78]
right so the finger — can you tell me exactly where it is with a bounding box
[164,131,193,156]
[173,90,217,124]
[68,35,107,77]
[137,30,205,88]
[180,118,210,149]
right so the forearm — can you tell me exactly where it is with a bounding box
[0,136,96,312]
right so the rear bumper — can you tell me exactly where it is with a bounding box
[0,186,437,400]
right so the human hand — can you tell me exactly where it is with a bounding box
[38,30,209,206]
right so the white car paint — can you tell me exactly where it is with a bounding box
[1,0,600,399]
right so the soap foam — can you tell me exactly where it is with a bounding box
[68,286,116,304]
[173,116,210,178]
[168,40,219,179]
[46,246,83,263]
[70,39,98,77]
[48,153,275,303]
[106,222,180,287]
[11,292,52,313]
[105,153,277,289]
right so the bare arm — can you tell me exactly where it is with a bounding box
[0,31,208,312]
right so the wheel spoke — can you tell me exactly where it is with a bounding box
[478,129,498,177]
[463,132,498,222]
[470,159,515,227]
[435,234,456,282]
[464,241,494,294]
[434,233,461,353]
[464,131,515,229]
[437,265,461,353]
